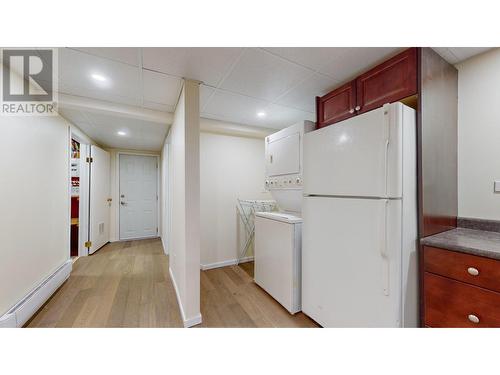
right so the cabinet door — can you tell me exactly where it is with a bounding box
[316,80,356,128]
[356,48,417,114]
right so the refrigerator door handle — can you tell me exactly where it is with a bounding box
[383,104,391,197]
[379,199,390,296]
[383,139,390,196]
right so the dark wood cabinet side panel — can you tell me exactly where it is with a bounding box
[418,47,458,237]
[316,81,356,128]
[424,273,500,328]
[356,48,417,114]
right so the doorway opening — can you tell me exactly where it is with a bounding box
[70,138,80,258]
[69,132,91,257]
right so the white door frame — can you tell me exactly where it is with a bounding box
[116,152,160,241]
[69,132,90,257]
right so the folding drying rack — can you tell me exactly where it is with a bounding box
[236,199,277,265]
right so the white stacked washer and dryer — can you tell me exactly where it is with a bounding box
[254,121,315,314]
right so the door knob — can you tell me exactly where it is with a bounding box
[355,105,361,111]
[349,109,355,114]
[120,201,126,205]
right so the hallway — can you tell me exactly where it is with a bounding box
[28,239,183,327]
[28,239,317,328]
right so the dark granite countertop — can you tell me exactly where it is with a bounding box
[421,227,500,260]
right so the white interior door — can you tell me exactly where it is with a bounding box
[119,154,158,240]
[302,196,402,327]
[89,145,111,255]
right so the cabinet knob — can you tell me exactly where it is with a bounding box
[467,267,479,276]
[349,109,355,114]
[355,105,361,111]
[468,314,480,324]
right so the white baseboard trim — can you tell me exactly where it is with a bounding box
[161,236,169,255]
[0,259,72,328]
[168,267,202,328]
[200,256,254,271]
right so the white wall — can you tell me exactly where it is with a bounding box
[200,131,272,268]
[162,80,201,327]
[107,148,160,242]
[0,114,70,316]
[457,48,500,220]
[160,141,170,254]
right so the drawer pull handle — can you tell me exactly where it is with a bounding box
[467,267,479,276]
[468,314,480,324]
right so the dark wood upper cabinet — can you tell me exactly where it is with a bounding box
[315,48,418,128]
[316,81,356,128]
[356,48,417,114]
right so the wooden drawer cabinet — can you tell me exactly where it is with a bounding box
[315,48,417,128]
[423,246,500,328]
[424,246,500,293]
[424,273,500,328]
[316,81,356,128]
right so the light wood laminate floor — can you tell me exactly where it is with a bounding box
[27,239,318,328]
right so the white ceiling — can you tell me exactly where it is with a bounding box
[56,47,493,151]
[433,47,492,64]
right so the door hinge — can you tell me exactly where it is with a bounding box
[86,157,93,163]
[84,241,92,248]
[156,227,158,233]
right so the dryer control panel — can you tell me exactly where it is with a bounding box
[265,175,302,189]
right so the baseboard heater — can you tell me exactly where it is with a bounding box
[0,260,72,328]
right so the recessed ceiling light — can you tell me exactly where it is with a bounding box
[91,73,107,82]
[117,131,127,136]
[257,111,266,118]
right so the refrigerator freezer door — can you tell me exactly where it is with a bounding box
[302,196,402,327]
[303,103,404,198]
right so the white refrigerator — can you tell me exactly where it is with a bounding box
[302,102,418,327]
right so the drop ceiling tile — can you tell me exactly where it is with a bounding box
[275,72,340,112]
[220,48,312,101]
[203,89,270,125]
[263,47,342,71]
[58,82,142,107]
[432,48,459,64]
[448,47,492,63]
[76,110,168,151]
[264,47,402,84]
[142,47,243,86]
[317,47,401,82]
[261,104,315,129]
[58,48,142,105]
[143,69,182,106]
[70,47,141,66]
